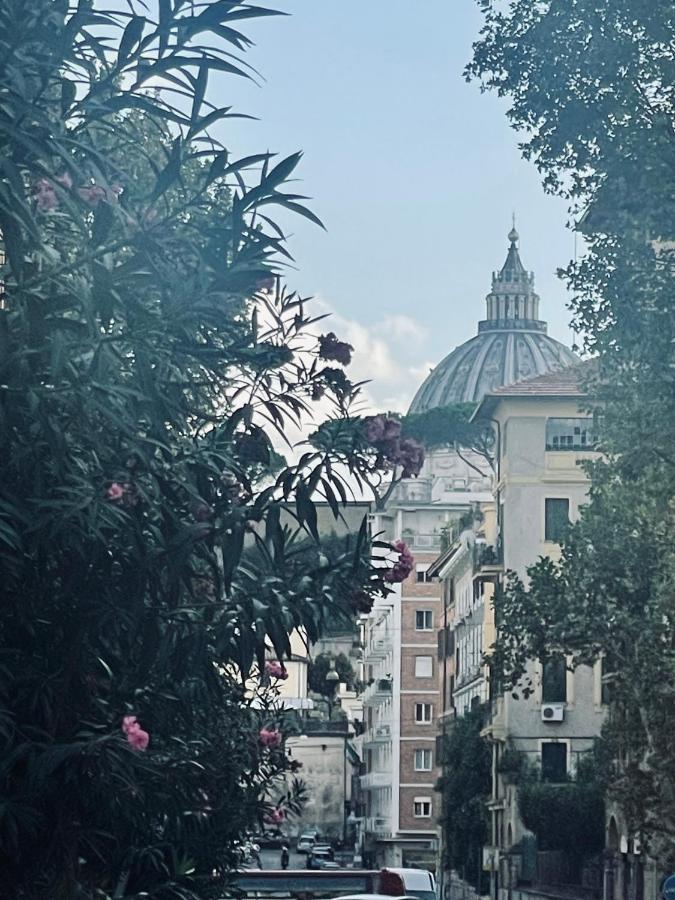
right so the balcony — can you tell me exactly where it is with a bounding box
[360,772,390,790]
[362,678,393,706]
[362,723,392,747]
[366,638,391,659]
[299,718,350,735]
[365,816,391,835]
[406,532,442,551]
[473,541,503,578]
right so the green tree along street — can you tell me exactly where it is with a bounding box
[438,707,491,892]
[308,652,358,698]
[469,0,675,869]
[0,2,395,896]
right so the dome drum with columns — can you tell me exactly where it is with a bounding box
[409,227,578,412]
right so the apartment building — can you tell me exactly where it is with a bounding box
[475,366,607,899]
[360,473,490,867]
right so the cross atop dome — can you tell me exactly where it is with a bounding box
[508,211,519,244]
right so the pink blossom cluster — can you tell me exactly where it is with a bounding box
[318,332,353,366]
[35,179,58,211]
[33,173,121,212]
[259,727,282,748]
[105,482,138,508]
[363,415,425,479]
[384,539,414,584]
[265,808,285,825]
[122,715,150,751]
[106,482,127,501]
[265,660,289,680]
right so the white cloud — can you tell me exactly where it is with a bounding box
[313,299,436,414]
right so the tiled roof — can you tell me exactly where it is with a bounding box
[473,358,597,418]
[489,359,596,396]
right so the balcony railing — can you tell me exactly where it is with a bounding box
[473,541,503,574]
[365,816,391,835]
[366,638,391,659]
[362,678,393,706]
[360,772,390,790]
[405,533,442,551]
[299,718,350,735]
[362,723,392,746]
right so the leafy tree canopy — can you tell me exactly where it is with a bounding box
[470,0,675,867]
[308,652,357,696]
[0,1,391,896]
[438,706,491,890]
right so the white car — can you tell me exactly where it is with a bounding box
[325,895,418,900]
[382,867,437,900]
[296,831,320,853]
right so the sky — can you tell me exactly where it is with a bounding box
[213,1,580,411]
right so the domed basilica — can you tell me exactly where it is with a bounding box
[409,226,578,412]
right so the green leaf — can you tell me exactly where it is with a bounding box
[117,15,146,67]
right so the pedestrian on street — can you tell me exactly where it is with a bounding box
[281,844,290,870]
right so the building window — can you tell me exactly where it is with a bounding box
[416,564,432,583]
[416,609,433,630]
[546,417,596,451]
[413,797,432,818]
[544,498,570,542]
[542,653,567,703]
[415,656,433,678]
[541,742,567,782]
[415,703,432,723]
[414,748,433,771]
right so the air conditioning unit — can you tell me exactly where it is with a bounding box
[541,703,565,722]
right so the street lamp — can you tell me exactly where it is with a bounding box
[325,662,340,718]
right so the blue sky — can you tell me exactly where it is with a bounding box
[216,1,579,409]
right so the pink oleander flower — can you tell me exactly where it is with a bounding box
[35,178,57,211]
[318,332,353,366]
[127,727,150,751]
[122,715,138,734]
[55,172,73,189]
[363,414,402,445]
[265,660,288,680]
[259,727,283,748]
[106,482,125,501]
[384,539,414,584]
[122,715,150,751]
[265,808,285,825]
[78,184,107,207]
[362,415,424,478]
[395,437,425,479]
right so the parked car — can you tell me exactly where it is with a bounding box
[326,895,418,900]
[296,830,320,853]
[305,846,335,870]
[380,867,437,900]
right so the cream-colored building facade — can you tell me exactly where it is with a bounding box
[475,368,608,900]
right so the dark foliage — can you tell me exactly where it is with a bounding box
[0,1,390,896]
[438,706,492,890]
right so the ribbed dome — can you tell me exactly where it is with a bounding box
[409,228,578,413]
